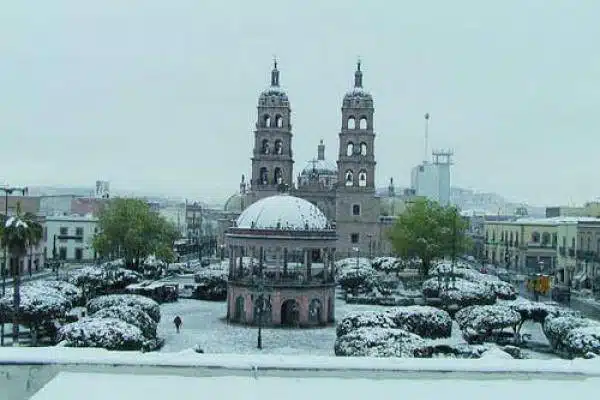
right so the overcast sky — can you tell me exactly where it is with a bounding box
[1,1,599,206]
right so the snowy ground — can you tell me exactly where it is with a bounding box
[157,295,556,358]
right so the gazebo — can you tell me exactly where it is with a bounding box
[225,194,337,327]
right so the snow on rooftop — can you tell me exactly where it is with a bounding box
[488,216,600,226]
[29,372,600,400]
[301,158,337,175]
[235,194,329,230]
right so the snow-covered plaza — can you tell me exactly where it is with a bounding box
[157,295,556,359]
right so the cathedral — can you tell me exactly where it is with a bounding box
[222,60,395,257]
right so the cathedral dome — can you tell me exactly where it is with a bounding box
[236,194,329,230]
[301,158,337,176]
[224,193,243,213]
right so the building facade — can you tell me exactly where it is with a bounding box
[239,61,386,258]
[43,214,98,263]
[484,217,600,288]
[410,151,452,206]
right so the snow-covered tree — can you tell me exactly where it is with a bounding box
[91,305,157,339]
[0,283,71,345]
[423,277,496,308]
[563,326,600,358]
[57,317,145,351]
[337,266,385,296]
[87,294,161,323]
[26,280,83,307]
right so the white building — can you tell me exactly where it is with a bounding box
[410,151,452,206]
[43,214,98,262]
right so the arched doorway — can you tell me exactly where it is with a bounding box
[280,299,300,327]
[234,296,245,322]
[308,299,322,324]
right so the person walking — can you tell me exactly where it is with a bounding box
[173,315,182,333]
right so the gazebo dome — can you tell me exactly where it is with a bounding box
[235,194,328,230]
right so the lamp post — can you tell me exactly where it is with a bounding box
[367,234,373,261]
[251,276,271,350]
[353,247,360,269]
[1,185,28,347]
[220,244,226,261]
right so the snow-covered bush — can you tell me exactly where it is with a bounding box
[336,306,451,339]
[91,306,157,339]
[485,280,517,300]
[193,269,228,301]
[455,305,521,343]
[508,299,575,325]
[68,265,142,295]
[26,280,83,307]
[336,311,395,338]
[338,266,387,296]
[543,315,598,352]
[335,257,372,271]
[57,317,145,351]
[334,327,430,357]
[87,294,161,323]
[423,278,496,308]
[387,306,452,339]
[371,257,403,274]
[563,326,600,358]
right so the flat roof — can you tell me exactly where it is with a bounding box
[30,372,600,400]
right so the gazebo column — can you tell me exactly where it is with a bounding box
[304,249,312,281]
[228,245,235,278]
[283,248,288,277]
[322,248,329,282]
[238,246,244,277]
[259,246,264,275]
[275,247,282,281]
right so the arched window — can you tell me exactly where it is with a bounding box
[259,167,268,185]
[515,232,519,246]
[347,116,356,130]
[274,139,283,155]
[360,142,367,156]
[261,139,270,154]
[509,231,513,245]
[274,167,283,184]
[572,237,576,248]
[359,116,368,130]
[262,114,271,128]
[346,142,354,156]
[345,170,354,186]
[358,169,367,187]
[531,231,540,243]
[275,115,283,128]
[587,236,592,250]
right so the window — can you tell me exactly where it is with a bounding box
[360,142,367,156]
[262,114,271,127]
[347,116,356,130]
[350,233,359,244]
[344,170,354,186]
[261,139,270,154]
[571,237,575,248]
[359,117,368,130]
[75,248,83,261]
[59,227,68,242]
[358,170,367,187]
[75,227,84,242]
[59,247,67,260]
[275,115,283,128]
[352,204,361,216]
[346,142,354,156]
[531,232,540,243]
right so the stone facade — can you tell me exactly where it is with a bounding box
[243,61,388,258]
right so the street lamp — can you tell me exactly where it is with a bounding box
[352,247,360,269]
[220,244,226,261]
[367,234,373,261]
[0,185,27,348]
[251,276,271,350]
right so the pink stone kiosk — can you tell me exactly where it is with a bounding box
[225,194,337,327]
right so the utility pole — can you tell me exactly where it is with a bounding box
[1,185,28,347]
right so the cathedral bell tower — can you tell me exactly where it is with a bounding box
[250,60,294,200]
[335,61,379,255]
[337,60,376,192]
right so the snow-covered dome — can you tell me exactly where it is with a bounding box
[224,193,243,213]
[236,194,329,230]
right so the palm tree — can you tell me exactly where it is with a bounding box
[2,203,42,345]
